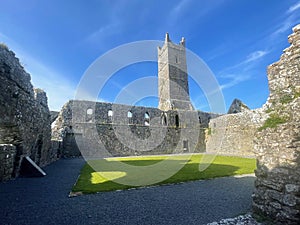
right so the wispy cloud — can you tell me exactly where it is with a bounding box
[244,50,268,63]
[217,50,268,90]
[0,32,75,111]
[170,0,191,16]
[219,74,251,90]
[85,23,119,43]
[220,50,268,73]
[270,3,300,38]
[169,0,225,25]
[271,15,297,38]
[287,1,300,13]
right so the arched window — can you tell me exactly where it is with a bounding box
[87,108,93,115]
[175,114,179,128]
[86,108,93,122]
[144,112,150,126]
[128,111,133,124]
[198,116,202,124]
[161,113,167,126]
[108,110,113,123]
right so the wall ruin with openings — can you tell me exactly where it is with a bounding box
[52,100,217,158]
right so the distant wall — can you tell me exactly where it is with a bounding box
[206,110,264,157]
[52,101,216,157]
[0,45,58,181]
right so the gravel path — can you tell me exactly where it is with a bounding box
[0,158,256,225]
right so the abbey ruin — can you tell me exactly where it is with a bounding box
[0,25,299,224]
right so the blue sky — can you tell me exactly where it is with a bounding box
[0,0,300,112]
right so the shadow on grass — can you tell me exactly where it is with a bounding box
[72,155,256,194]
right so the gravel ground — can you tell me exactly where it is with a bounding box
[207,214,263,225]
[0,158,256,225]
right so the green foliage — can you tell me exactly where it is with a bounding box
[258,114,288,131]
[265,108,273,113]
[72,154,256,194]
[279,94,293,104]
[207,127,212,135]
[294,91,300,99]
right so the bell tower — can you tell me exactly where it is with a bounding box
[158,33,194,111]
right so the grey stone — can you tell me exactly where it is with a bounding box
[253,24,300,225]
[0,45,58,181]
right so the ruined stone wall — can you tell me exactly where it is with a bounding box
[0,144,16,181]
[252,24,300,224]
[52,100,214,158]
[0,45,58,181]
[206,109,264,157]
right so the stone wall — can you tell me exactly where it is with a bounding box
[0,45,58,181]
[52,100,216,158]
[252,24,300,224]
[0,144,16,181]
[206,109,264,157]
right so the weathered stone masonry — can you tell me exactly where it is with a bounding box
[0,45,59,181]
[52,100,215,157]
[252,24,300,224]
[206,108,264,157]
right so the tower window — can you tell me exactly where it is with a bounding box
[86,108,93,122]
[175,115,179,128]
[161,113,167,126]
[128,111,133,124]
[108,110,113,117]
[87,108,93,115]
[144,112,150,126]
[108,110,113,123]
[175,55,178,63]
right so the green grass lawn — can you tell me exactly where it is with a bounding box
[71,154,256,194]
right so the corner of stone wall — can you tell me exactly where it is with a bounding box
[0,45,57,181]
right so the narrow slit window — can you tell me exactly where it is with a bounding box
[175,114,179,128]
[144,112,150,126]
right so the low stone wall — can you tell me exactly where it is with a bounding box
[252,24,300,224]
[0,144,16,181]
[206,110,263,157]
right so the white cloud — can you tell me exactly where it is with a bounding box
[219,50,268,73]
[216,50,267,90]
[287,1,300,13]
[85,23,119,43]
[171,0,191,16]
[220,74,251,90]
[244,50,268,63]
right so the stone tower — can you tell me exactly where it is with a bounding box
[158,33,194,111]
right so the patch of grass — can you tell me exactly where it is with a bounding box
[72,154,256,194]
[207,127,212,135]
[258,113,288,131]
